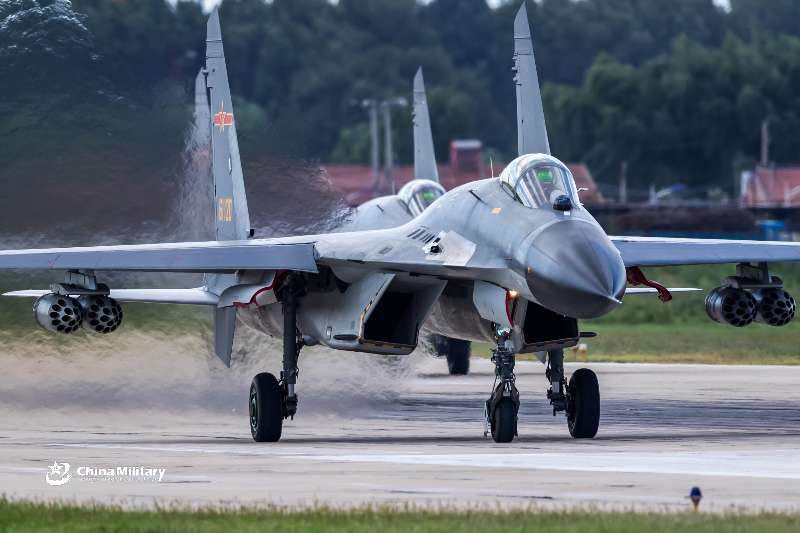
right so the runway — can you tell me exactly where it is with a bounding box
[1,341,799,511]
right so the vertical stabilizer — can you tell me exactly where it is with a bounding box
[205,9,251,242]
[203,9,251,367]
[514,3,550,156]
[413,68,440,183]
[195,69,210,127]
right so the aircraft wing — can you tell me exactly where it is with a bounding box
[0,228,505,280]
[612,236,800,267]
[5,233,800,278]
[0,241,318,273]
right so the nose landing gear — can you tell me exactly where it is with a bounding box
[485,331,519,443]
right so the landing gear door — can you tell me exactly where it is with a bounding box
[472,281,513,329]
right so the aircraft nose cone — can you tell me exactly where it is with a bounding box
[526,220,626,319]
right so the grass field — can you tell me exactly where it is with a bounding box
[1,500,798,533]
[473,322,800,364]
[575,322,800,364]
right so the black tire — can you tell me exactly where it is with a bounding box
[490,398,517,443]
[445,338,471,375]
[567,368,600,439]
[250,373,283,442]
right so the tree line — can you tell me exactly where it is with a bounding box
[3,0,800,194]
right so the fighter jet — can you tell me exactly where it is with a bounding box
[341,68,446,233]
[2,5,799,443]
[332,67,472,374]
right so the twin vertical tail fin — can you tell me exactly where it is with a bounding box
[412,68,440,183]
[204,9,252,242]
[514,3,550,156]
[198,9,253,367]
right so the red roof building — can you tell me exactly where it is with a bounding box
[321,140,604,206]
[742,165,800,207]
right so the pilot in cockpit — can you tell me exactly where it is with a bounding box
[398,180,446,217]
[500,154,579,211]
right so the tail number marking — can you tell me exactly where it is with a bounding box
[218,197,233,222]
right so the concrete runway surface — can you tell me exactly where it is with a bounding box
[1,340,799,511]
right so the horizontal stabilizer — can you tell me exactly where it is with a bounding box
[4,288,220,305]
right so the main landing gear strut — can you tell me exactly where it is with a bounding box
[547,348,600,439]
[249,277,305,442]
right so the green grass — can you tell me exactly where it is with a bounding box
[0,499,798,533]
[575,322,800,364]
[473,322,800,365]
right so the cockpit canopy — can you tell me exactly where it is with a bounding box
[398,179,446,216]
[499,154,579,210]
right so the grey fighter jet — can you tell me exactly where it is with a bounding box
[341,67,447,233]
[2,6,799,443]
[335,67,472,374]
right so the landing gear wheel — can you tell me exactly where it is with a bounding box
[490,398,517,443]
[250,372,283,442]
[445,339,471,375]
[566,368,600,439]
[431,335,471,375]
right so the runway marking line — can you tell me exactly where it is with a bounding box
[41,443,800,480]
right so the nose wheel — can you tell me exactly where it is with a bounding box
[485,333,519,443]
[489,398,517,443]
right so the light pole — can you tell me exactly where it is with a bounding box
[357,99,381,193]
[381,97,408,194]
[357,97,407,196]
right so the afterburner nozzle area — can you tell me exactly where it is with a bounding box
[525,220,626,319]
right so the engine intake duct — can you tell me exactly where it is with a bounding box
[34,294,82,334]
[754,288,796,327]
[704,287,757,327]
